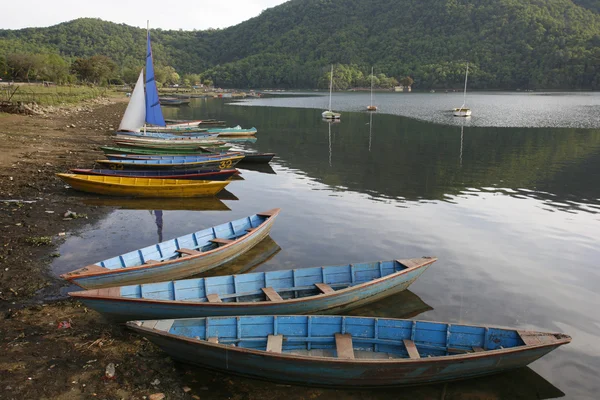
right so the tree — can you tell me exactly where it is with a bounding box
[6,53,45,81]
[400,76,414,87]
[155,66,180,86]
[71,55,117,85]
[39,54,72,84]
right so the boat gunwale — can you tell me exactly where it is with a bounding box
[126,316,571,365]
[95,154,245,167]
[68,257,438,306]
[56,173,232,188]
[61,208,280,282]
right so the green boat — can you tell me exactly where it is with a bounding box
[100,146,228,155]
[112,141,231,153]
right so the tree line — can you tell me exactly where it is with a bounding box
[1,0,600,89]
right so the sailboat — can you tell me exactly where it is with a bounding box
[367,66,377,111]
[322,65,341,120]
[453,62,471,117]
[119,22,167,132]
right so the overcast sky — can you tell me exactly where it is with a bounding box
[2,0,289,30]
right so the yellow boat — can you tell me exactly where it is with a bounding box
[56,174,230,198]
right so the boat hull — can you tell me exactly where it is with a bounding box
[57,174,229,198]
[63,210,279,289]
[71,258,436,322]
[128,315,570,388]
[101,146,213,155]
[70,168,238,181]
[96,155,243,171]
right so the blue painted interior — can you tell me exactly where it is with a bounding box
[119,260,406,302]
[98,213,268,270]
[102,153,236,165]
[166,315,527,358]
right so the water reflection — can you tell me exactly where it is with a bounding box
[236,163,276,174]
[171,102,600,213]
[81,196,231,211]
[177,364,564,399]
[345,290,432,319]
[199,236,281,277]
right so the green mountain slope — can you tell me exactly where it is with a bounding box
[1,0,600,89]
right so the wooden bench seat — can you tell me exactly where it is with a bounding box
[144,260,159,264]
[403,339,421,359]
[315,282,335,294]
[207,337,219,344]
[206,294,222,303]
[335,333,355,359]
[176,248,201,256]
[262,287,283,302]
[209,238,234,246]
[266,334,283,353]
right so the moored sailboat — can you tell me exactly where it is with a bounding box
[367,66,377,111]
[453,62,472,117]
[322,65,341,120]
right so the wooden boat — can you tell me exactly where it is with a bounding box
[81,196,230,211]
[106,153,274,164]
[453,62,472,117]
[114,136,224,146]
[70,257,437,322]
[70,168,239,181]
[56,174,230,198]
[322,65,341,120]
[160,98,191,106]
[100,146,214,155]
[238,153,275,164]
[95,154,244,171]
[116,131,217,139]
[61,209,280,289]
[127,314,570,387]
[206,126,258,136]
[112,141,231,153]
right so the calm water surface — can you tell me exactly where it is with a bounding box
[53,94,600,399]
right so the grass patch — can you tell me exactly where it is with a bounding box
[0,85,114,106]
[25,236,53,246]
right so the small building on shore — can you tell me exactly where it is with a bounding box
[394,85,412,92]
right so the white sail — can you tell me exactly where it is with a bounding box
[118,70,146,132]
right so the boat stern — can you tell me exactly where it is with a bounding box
[60,264,107,286]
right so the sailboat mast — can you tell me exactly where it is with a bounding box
[329,65,333,111]
[370,66,374,105]
[463,62,469,107]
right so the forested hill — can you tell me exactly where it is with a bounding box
[1,0,600,89]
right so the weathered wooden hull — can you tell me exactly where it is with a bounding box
[101,146,213,155]
[239,153,275,164]
[62,209,279,289]
[127,315,570,388]
[105,153,274,164]
[70,168,238,181]
[57,174,229,198]
[70,258,436,322]
[116,131,216,139]
[95,155,243,171]
[112,141,231,153]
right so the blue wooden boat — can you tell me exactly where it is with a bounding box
[116,131,217,140]
[95,153,244,171]
[70,168,239,181]
[105,153,275,164]
[69,258,437,322]
[61,209,280,289]
[127,315,571,387]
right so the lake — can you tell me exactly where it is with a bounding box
[53,92,600,399]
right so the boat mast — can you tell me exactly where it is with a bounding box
[462,62,469,109]
[329,65,333,112]
[370,66,374,106]
[144,20,149,134]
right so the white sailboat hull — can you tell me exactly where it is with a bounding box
[322,111,341,119]
[453,108,472,117]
